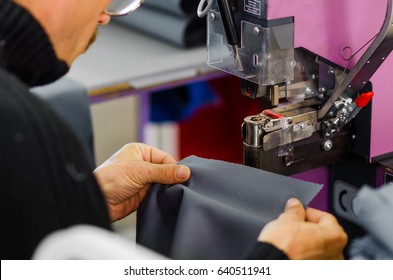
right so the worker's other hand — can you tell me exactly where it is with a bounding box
[258,198,348,260]
[94,143,190,222]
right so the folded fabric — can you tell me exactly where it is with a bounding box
[113,6,206,48]
[350,184,393,259]
[350,235,393,260]
[145,0,199,17]
[137,156,323,259]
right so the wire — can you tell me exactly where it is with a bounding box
[198,0,214,18]
[343,34,378,61]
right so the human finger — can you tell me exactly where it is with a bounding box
[306,208,348,253]
[306,208,339,225]
[279,198,306,221]
[138,161,191,184]
[136,143,177,164]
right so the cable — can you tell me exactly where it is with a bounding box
[197,0,214,18]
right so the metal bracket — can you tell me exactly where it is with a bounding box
[333,181,360,225]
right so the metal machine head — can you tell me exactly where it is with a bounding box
[200,0,393,175]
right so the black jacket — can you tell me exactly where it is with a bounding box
[0,0,111,259]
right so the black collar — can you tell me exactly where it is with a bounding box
[0,0,69,87]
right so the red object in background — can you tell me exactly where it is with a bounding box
[178,76,263,164]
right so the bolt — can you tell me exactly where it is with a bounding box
[209,12,216,20]
[300,123,307,129]
[323,139,333,151]
[293,124,299,132]
[253,27,260,35]
[319,87,327,93]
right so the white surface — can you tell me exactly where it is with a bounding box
[33,225,166,260]
[91,94,140,166]
[66,23,211,91]
[144,122,180,161]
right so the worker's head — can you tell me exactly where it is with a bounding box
[13,0,143,66]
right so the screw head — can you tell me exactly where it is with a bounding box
[323,139,333,151]
[251,116,262,122]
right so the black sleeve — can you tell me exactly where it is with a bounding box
[246,242,289,260]
[0,83,112,260]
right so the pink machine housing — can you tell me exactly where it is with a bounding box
[206,0,393,232]
[270,0,393,214]
[269,0,393,159]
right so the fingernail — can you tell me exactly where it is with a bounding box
[286,198,300,209]
[176,165,188,180]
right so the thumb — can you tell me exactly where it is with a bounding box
[282,198,306,221]
[140,162,191,184]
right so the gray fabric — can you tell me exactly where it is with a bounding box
[350,184,393,259]
[31,77,95,167]
[113,6,205,48]
[145,0,199,16]
[137,156,323,259]
[350,235,393,260]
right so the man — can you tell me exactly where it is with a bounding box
[0,0,347,259]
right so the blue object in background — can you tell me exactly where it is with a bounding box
[149,81,216,122]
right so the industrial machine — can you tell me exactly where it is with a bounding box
[198,0,393,243]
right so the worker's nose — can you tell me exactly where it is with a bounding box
[99,13,111,26]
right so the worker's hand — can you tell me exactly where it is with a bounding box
[94,143,190,222]
[258,198,348,260]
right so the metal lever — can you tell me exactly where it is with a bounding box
[318,0,393,119]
